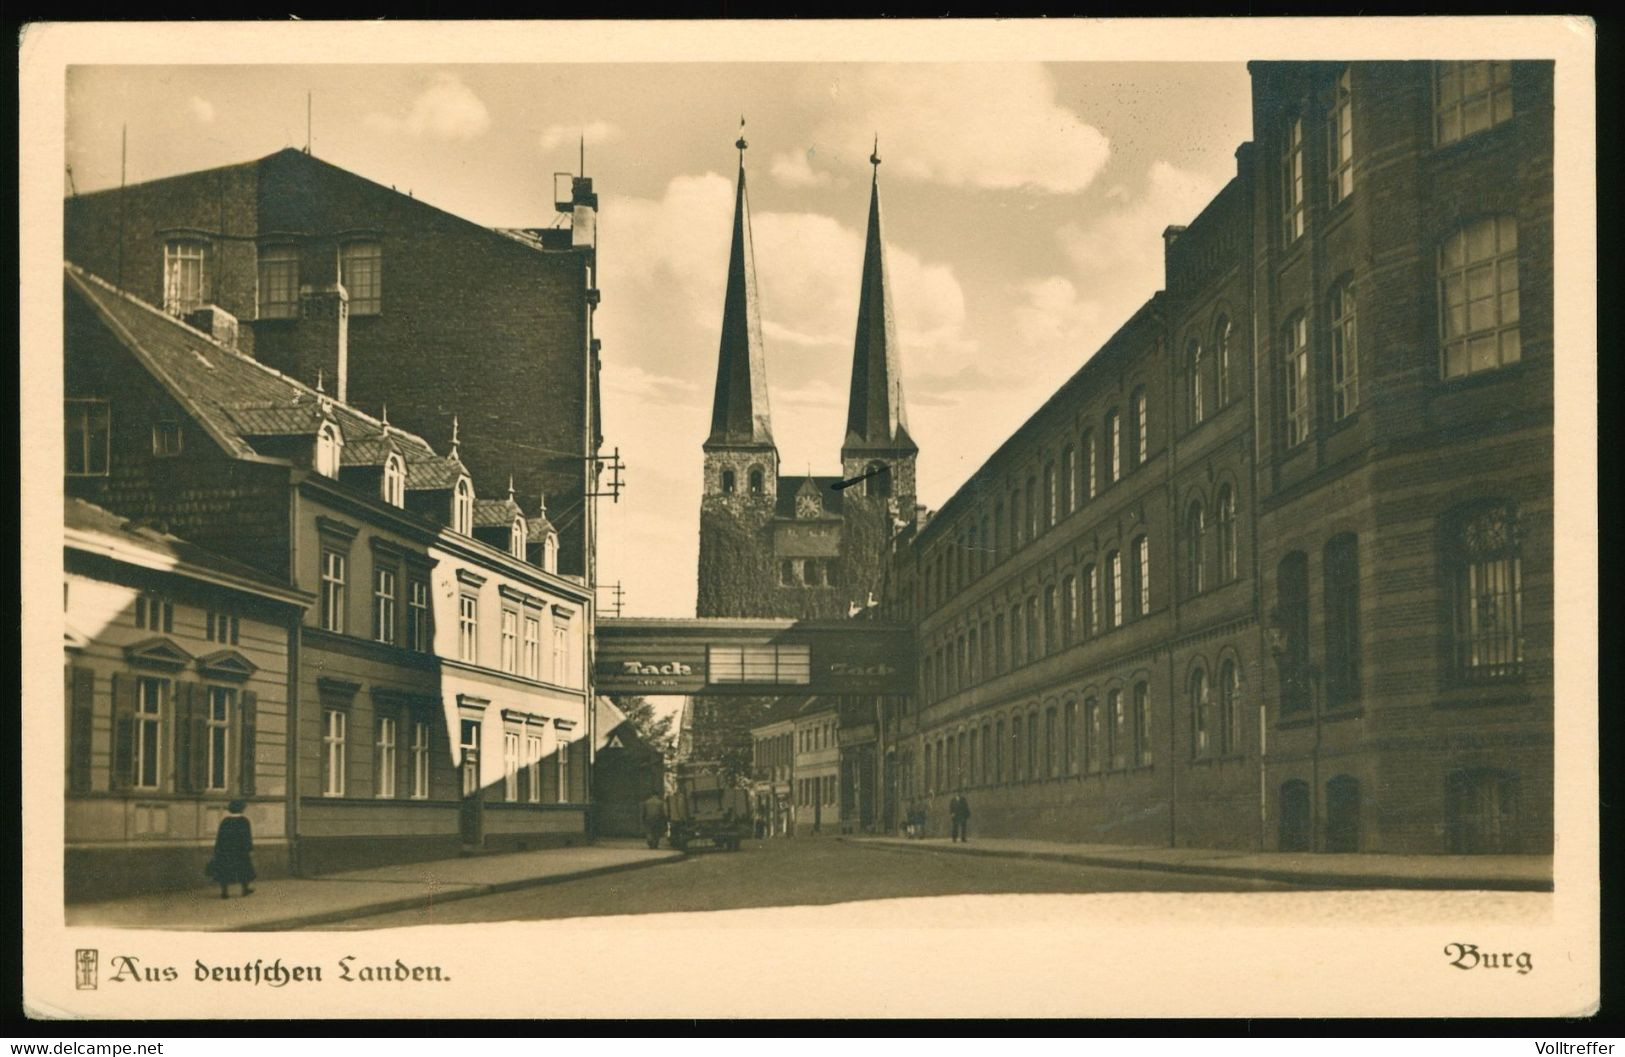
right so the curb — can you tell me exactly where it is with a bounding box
[235,852,687,932]
[842,838,1553,893]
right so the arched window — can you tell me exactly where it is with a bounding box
[1439,215,1521,378]
[1283,313,1310,448]
[721,469,737,495]
[923,742,933,794]
[1326,774,1360,853]
[1218,659,1242,756]
[1025,596,1039,660]
[1188,337,1205,427]
[1108,689,1127,770]
[1276,552,1310,714]
[993,501,1006,563]
[1186,500,1207,598]
[979,513,991,575]
[1061,574,1077,644]
[1133,681,1152,767]
[1191,667,1212,758]
[1043,462,1057,528]
[1082,430,1098,500]
[865,460,890,498]
[1084,697,1102,773]
[1132,535,1150,617]
[1105,410,1121,484]
[1445,768,1522,853]
[1215,315,1233,407]
[1279,780,1312,851]
[1324,533,1361,706]
[1063,699,1077,774]
[1330,279,1359,420]
[1044,706,1058,777]
[1083,564,1099,637]
[968,727,979,785]
[748,466,765,495]
[981,722,992,784]
[1025,476,1038,540]
[1010,490,1023,550]
[1106,550,1123,629]
[1042,585,1057,656]
[1026,709,1039,779]
[1010,604,1025,668]
[1010,712,1024,781]
[1449,502,1524,680]
[511,517,527,559]
[542,532,558,573]
[1327,68,1355,205]
[454,477,474,536]
[1216,485,1237,582]
[1133,387,1149,467]
[382,453,405,507]
[1060,446,1075,514]
[994,718,1005,784]
[316,422,343,477]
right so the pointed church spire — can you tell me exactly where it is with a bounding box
[705,119,775,451]
[843,137,916,457]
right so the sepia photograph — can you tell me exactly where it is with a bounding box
[19,17,1598,1022]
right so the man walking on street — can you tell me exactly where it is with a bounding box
[949,793,971,843]
[641,792,668,849]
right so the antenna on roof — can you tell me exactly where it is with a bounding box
[306,92,312,155]
[579,134,585,178]
[65,163,76,197]
[117,124,127,290]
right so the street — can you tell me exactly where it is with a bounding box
[313,837,1298,929]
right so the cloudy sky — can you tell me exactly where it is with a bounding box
[65,62,1253,617]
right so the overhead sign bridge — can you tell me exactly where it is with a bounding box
[594,617,916,696]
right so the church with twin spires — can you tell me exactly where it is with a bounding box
[697,131,920,622]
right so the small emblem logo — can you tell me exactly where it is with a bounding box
[75,948,98,990]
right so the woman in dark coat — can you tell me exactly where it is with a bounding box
[209,800,256,898]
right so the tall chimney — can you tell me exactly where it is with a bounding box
[296,283,349,402]
[183,305,241,351]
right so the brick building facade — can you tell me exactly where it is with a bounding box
[65,264,594,896]
[876,60,1553,854]
[64,148,602,578]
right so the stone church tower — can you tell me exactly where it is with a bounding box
[691,133,918,771]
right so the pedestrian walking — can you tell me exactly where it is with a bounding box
[207,800,255,899]
[640,792,669,849]
[949,793,971,843]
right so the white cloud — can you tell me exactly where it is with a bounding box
[364,73,490,140]
[798,64,1111,194]
[540,120,622,152]
[188,96,215,124]
[769,150,834,189]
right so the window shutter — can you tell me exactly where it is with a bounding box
[111,673,135,791]
[69,667,95,794]
[239,691,258,797]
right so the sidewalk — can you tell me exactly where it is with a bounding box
[847,836,1552,891]
[66,840,684,931]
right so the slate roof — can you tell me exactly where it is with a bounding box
[473,497,524,529]
[67,263,468,493]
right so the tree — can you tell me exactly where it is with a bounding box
[615,696,676,758]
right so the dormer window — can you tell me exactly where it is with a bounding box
[511,517,527,560]
[542,533,558,574]
[382,453,405,507]
[454,477,474,535]
[316,422,343,477]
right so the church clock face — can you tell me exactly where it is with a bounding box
[796,493,821,519]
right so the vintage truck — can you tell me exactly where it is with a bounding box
[663,763,753,852]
